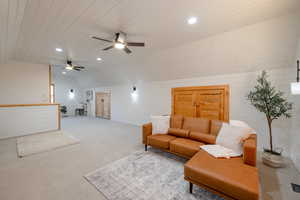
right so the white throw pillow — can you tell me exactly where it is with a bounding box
[150,115,170,134]
[216,123,251,156]
[230,120,256,134]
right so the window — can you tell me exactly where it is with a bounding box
[50,84,55,103]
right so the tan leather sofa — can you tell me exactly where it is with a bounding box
[142,115,259,200]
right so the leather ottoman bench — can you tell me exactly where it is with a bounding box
[184,150,259,200]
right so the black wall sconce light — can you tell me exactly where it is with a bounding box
[69,89,75,99]
[291,60,300,95]
[131,86,138,102]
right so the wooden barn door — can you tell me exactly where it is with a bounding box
[172,90,196,117]
[172,85,229,122]
[195,89,225,121]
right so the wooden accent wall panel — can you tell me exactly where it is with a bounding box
[172,85,229,122]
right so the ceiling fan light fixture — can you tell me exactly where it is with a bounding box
[55,48,63,52]
[114,42,125,49]
[92,32,145,54]
[97,57,102,61]
[187,17,198,25]
[65,65,73,70]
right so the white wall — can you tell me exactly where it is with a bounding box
[93,67,299,158]
[290,102,300,172]
[53,75,85,116]
[0,61,50,104]
[290,38,300,171]
[0,105,59,139]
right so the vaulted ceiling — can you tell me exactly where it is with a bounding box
[1,0,300,88]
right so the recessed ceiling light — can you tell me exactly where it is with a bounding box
[55,48,63,52]
[62,71,66,75]
[97,57,102,61]
[187,17,197,25]
[114,42,125,49]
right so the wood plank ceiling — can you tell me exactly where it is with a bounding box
[0,0,300,86]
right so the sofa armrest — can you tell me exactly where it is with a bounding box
[243,134,257,167]
[142,123,152,144]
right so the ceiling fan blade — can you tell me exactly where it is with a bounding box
[92,36,113,43]
[74,66,85,69]
[124,47,132,54]
[103,46,114,51]
[126,42,145,47]
[73,68,81,71]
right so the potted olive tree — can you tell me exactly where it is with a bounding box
[247,71,292,167]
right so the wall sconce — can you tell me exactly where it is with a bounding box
[291,60,300,95]
[131,86,138,103]
[69,89,75,99]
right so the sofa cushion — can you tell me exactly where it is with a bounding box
[210,120,223,136]
[183,117,210,133]
[170,115,184,129]
[168,128,190,138]
[189,132,216,144]
[147,134,176,149]
[170,138,204,158]
[184,150,259,200]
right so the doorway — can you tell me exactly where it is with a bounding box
[95,92,111,119]
[50,84,55,103]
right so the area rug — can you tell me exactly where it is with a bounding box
[85,148,223,200]
[17,130,79,157]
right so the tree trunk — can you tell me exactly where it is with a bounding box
[267,118,273,152]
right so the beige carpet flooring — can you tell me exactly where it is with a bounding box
[17,130,79,157]
[0,117,299,200]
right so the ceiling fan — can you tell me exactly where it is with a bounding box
[92,32,145,54]
[64,60,85,71]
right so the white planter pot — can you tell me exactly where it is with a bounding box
[262,152,285,168]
